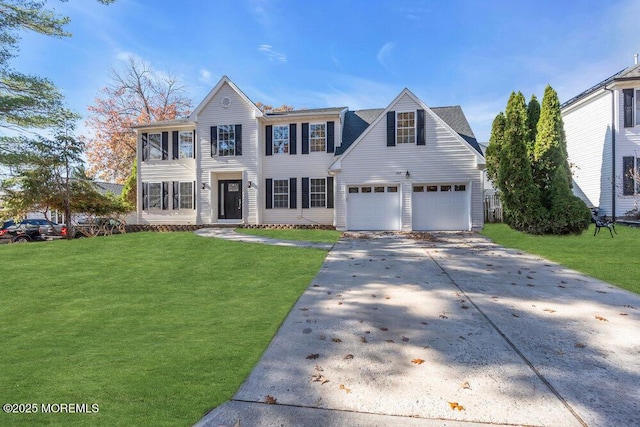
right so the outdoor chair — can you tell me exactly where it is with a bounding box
[592,212,616,237]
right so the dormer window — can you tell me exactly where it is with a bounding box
[623,89,640,127]
[396,111,416,144]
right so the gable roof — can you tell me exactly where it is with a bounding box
[95,182,124,196]
[332,88,485,170]
[190,76,263,120]
[562,62,640,109]
[337,105,482,156]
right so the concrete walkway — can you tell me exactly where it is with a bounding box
[194,228,334,250]
[195,232,640,427]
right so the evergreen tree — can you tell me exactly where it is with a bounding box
[499,92,546,233]
[526,94,540,156]
[484,112,505,185]
[533,85,590,233]
[121,158,137,210]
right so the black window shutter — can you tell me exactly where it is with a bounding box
[387,111,396,146]
[172,131,179,159]
[210,126,217,157]
[161,132,169,160]
[326,176,334,208]
[265,125,273,156]
[172,181,179,209]
[192,181,196,209]
[289,177,297,209]
[417,109,426,145]
[192,130,196,159]
[302,177,310,209]
[162,182,169,210]
[327,121,335,153]
[289,123,297,155]
[623,156,635,195]
[142,182,148,210]
[142,133,148,161]
[623,89,634,128]
[302,123,309,154]
[266,178,273,209]
[235,124,242,155]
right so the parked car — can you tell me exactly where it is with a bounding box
[5,219,67,242]
[73,217,124,238]
[0,219,15,238]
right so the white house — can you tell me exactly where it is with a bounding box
[134,76,485,231]
[562,57,640,218]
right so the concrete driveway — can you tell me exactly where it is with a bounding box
[197,232,640,427]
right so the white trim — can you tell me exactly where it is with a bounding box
[272,178,289,209]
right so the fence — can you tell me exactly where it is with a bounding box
[484,194,503,223]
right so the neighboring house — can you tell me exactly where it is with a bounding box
[134,76,485,231]
[562,56,640,218]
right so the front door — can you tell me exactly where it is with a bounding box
[218,180,242,220]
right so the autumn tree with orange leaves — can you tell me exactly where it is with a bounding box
[84,55,192,183]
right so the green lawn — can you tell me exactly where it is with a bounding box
[0,232,329,426]
[235,227,342,243]
[481,223,640,294]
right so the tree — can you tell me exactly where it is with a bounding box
[0,1,113,133]
[121,158,136,208]
[255,102,295,113]
[84,55,192,183]
[533,85,590,233]
[485,112,505,185]
[497,92,546,233]
[526,94,540,156]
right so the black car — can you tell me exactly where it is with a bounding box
[0,219,15,237]
[5,219,68,242]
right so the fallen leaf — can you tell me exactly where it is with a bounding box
[265,395,277,404]
[420,321,428,325]
[558,285,566,288]
[385,296,390,299]
[512,313,520,318]
[411,358,425,365]
[439,314,448,319]
[458,335,466,340]
[575,342,586,348]
[306,353,319,360]
[461,304,469,309]
[315,365,323,371]
[300,308,309,311]
[380,327,389,331]
[364,330,371,334]
[319,334,326,340]
[595,316,608,322]
[338,302,343,305]
[623,305,636,309]
[313,284,319,287]
[596,290,607,294]
[371,294,377,298]
[486,263,493,267]
[544,308,556,313]
[386,339,395,343]
[447,401,465,411]
[620,313,628,316]
[402,336,410,342]
[461,381,471,389]
[343,354,354,360]
[327,291,332,295]
[527,284,535,287]
[527,275,534,279]
[560,280,567,284]
[360,336,368,343]
[339,384,352,393]
[331,337,342,343]
[310,373,329,384]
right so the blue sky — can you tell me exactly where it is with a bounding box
[11,0,640,143]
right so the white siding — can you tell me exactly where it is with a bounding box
[137,129,198,225]
[334,94,483,231]
[196,82,260,224]
[261,115,340,225]
[563,91,612,213]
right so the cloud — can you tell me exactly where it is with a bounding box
[258,44,287,62]
[377,42,396,69]
[199,68,213,84]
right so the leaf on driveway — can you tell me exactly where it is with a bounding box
[575,342,586,348]
[461,381,471,389]
[543,308,556,313]
[331,337,342,343]
[401,336,410,342]
[512,313,520,318]
[411,358,425,365]
[311,373,329,384]
[595,316,608,321]
[448,401,465,411]
[343,354,354,360]
[386,339,395,343]
[339,384,352,393]
[620,313,628,316]
[439,314,448,319]
[265,395,277,404]
[380,327,389,331]
[306,353,319,360]
[319,334,326,340]
[461,304,469,310]
[596,290,607,294]
[360,336,368,343]
[300,308,309,311]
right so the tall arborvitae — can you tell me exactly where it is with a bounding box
[499,92,547,233]
[485,112,506,185]
[533,85,590,233]
[526,94,540,157]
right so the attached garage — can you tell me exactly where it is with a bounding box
[346,185,401,230]
[412,184,471,231]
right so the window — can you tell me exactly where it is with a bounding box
[273,179,289,208]
[348,187,359,193]
[455,184,466,191]
[273,125,289,154]
[622,156,640,195]
[413,185,424,192]
[309,123,326,152]
[374,186,385,193]
[396,111,416,144]
[623,89,640,127]
[426,185,438,192]
[441,185,452,191]
[218,125,235,156]
[361,187,372,193]
[148,133,162,160]
[179,131,193,158]
[147,183,162,209]
[310,178,326,207]
[387,186,398,193]
[179,182,193,209]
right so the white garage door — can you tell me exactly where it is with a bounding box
[412,184,470,231]
[347,185,401,230]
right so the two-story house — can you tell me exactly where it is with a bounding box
[562,56,640,218]
[134,76,485,231]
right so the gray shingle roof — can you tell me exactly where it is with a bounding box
[265,107,347,117]
[95,182,124,196]
[562,63,640,108]
[337,106,482,155]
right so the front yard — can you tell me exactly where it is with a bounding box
[0,232,332,426]
[481,223,640,295]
